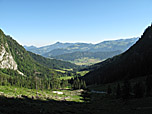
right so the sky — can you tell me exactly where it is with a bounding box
[0,0,152,47]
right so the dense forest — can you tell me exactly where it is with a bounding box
[0,68,86,90]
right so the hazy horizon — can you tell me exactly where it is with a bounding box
[23,36,139,48]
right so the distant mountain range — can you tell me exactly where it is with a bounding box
[25,38,139,65]
[25,38,139,56]
[83,25,152,85]
[24,42,75,55]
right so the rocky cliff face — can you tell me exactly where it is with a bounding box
[0,29,61,77]
[0,43,18,70]
[0,29,24,75]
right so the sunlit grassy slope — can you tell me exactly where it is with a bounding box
[0,85,83,102]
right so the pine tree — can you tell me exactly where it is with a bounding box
[77,78,81,89]
[83,80,87,89]
[47,78,50,90]
[72,79,77,90]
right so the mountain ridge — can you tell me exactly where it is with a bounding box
[25,38,139,56]
[25,38,138,65]
[83,25,152,85]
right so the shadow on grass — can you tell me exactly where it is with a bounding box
[80,90,91,103]
[1,93,152,114]
[0,95,87,114]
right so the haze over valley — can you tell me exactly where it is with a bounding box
[25,37,138,65]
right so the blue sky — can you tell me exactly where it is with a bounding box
[0,0,152,47]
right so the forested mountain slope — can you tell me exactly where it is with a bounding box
[28,51,81,70]
[83,25,152,85]
[0,29,61,77]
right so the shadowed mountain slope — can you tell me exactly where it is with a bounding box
[83,25,152,85]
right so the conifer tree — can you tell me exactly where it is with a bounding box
[82,80,87,89]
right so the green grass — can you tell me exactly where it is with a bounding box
[59,71,89,80]
[1,76,152,114]
[0,85,83,102]
[76,71,89,76]
[62,68,73,71]
[55,68,74,73]
[71,57,101,66]
[55,69,66,73]
[1,85,152,114]
[59,76,74,80]
[0,83,152,114]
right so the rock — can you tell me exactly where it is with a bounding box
[53,91,63,95]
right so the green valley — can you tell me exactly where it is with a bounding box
[0,25,152,114]
[1,0,152,114]
[70,57,102,65]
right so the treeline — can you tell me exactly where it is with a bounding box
[68,77,87,90]
[0,69,87,90]
[0,70,60,90]
[106,75,152,99]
